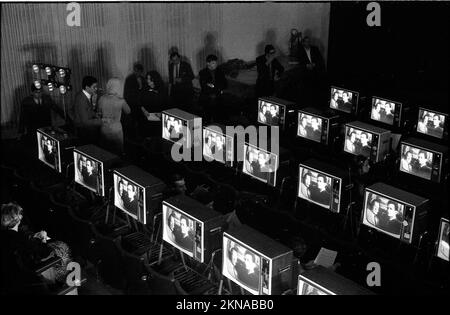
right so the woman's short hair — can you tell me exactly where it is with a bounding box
[1,202,23,229]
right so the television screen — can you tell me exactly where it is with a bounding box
[37,131,60,171]
[74,151,103,195]
[330,87,358,114]
[257,100,283,126]
[243,144,278,187]
[362,191,409,239]
[162,113,187,145]
[437,218,449,261]
[417,109,447,139]
[371,98,401,126]
[297,113,323,143]
[162,203,202,260]
[223,234,268,295]
[298,276,334,295]
[113,173,145,223]
[399,144,434,180]
[203,127,233,165]
[298,166,341,212]
[344,126,373,158]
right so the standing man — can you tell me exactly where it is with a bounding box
[256,45,284,97]
[168,52,195,111]
[73,76,101,144]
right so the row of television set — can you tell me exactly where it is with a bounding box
[257,86,448,140]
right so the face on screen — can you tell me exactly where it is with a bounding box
[258,101,279,125]
[298,281,328,295]
[330,88,355,113]
[298,167,332,209]
[74,152,99,191]
[399,145,433,180]
[345,127,373,157]
[437,219,449,261]
[297,113,323,142]
[243,145,277,185]
[114,174,140,217]
[371,99,396,125]
[417,110,446,139]
[223,236,261,295]
[364,192,405,237]
[163,114,185,142]
[203,129,226,162]
[163,205,195,257]
[37,133,57,168]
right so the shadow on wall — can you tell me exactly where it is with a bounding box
[136,44,156,76]
[196,31,223,71]
[303,28,325,61]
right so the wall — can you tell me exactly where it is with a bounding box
[0,2,330,128]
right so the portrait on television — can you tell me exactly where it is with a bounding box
[223,236,261,295]
[163,205,196,257]
[364,192,406,237]
[417,110,446,139]
[344,127,373,158]
[162,114,185,143]
[371,99,396,125]
[298,168,332,209]
[243,145,277,186]
[298,280,328,295]
[297,113,323,143]
[258,101,280,125]
[399,145,433,180]
[203,129,226,163]
[37,133,57,169]
[330,88,355,113]
[114,174,140,219]
[437,219,449,261]
[74,152,99,192]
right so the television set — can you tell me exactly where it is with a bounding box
[113,166,166,225]
[370,97,403,127]
[162,195,225,263]
[329,86,359,114]
[257,97,295,130]
[436,217,449,262]
[298,266,373,295]
[37,127,73,173]
[416,108,448,140]
[73,145,120,197]
[399,137,448,183]
[203,124,234,167]
[223,225,293,295]
[362,182,429,244]
[242,143,278,187]
[298,159,348,214]
[162,108,202,149]
[344,121,391,163]
[297,107,340,145]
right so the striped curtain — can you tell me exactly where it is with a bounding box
[1,3,223,128]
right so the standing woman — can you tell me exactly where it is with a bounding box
[139,70,167,137]
[98,78,131,155]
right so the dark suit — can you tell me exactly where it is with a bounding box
[73,91,101,143]
[238,269,259,291]
[309,128,322,143]
[169,61,195,109]
[418,164,432,179]
[297,46,324,73]
[43,147,55,166]
[176,232,195,252]
[428,126,444,138]
[311,187,330,207]
[385,219,402,235]
[256,55,284,97]
[199,67,228,121]
[84,171,97,189]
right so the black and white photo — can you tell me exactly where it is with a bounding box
[74,151,100,193]
[297,113,323,143]
[298,167,332,209]
[243,144,278,187]
[399,145,433,180]
[344,127,373,158]
[371,98,396,125]
[163,204,197,258]
[330,87,357,114]
[417,109,446,139]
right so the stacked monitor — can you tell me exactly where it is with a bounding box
[203,125,234,167]
[329,86,359,115]
[362,183,429,244]
[162,108,202,149]
[222,225,293,295]
[370,97,403,127]
[73,145,120,196]
[416,108,448,140]
[298,159,347,214]
[344,121,391,163]
[437,218,449,262]
[297,107,340,145]
[242,143,278,187]
[257,97,294,130]
[399,137,447,183]
[162,195,225,263]
[113,166,166,225]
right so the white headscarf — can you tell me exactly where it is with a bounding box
[106,78,123,98]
